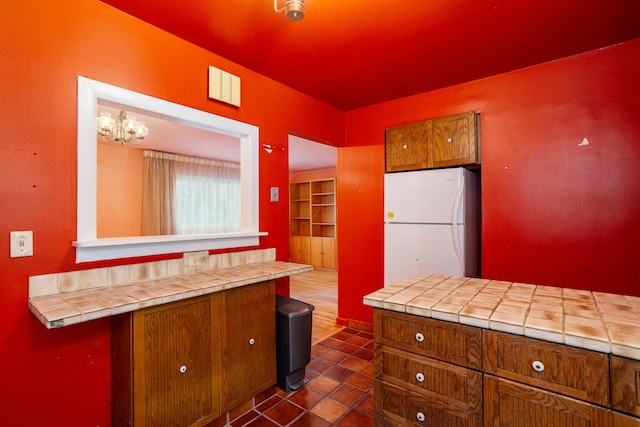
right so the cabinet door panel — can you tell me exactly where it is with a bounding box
[223,281,276,410]
[385,121,428,172]
[290,235,311,264]
[430,112,477,168]
[310,237,336,269]
[375,380,482,427]
[133,295,220,427]
[483,330,609,406]
[612,355,640,417]
[484,375,610,427]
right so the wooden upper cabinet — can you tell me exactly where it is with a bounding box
[430,111,478,168]
[385,121,428,172]
[385,111,479,172]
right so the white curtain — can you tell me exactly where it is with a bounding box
[143,150,241,235]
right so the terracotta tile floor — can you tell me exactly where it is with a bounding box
[231,328,374,427]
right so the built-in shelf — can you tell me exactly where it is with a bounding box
[290,178,337,269]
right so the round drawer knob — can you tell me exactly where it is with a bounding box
[179,365,187,374]
[415,332,425,342]
[249,338,255,345]
[532,360,545,372]
[403,144,408,149]
[447,137,453,143]
[416,372,425,382]
[416,412,426,422]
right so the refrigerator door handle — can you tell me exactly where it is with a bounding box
[451,178,464,273]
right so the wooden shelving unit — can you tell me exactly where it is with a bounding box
[290,178,336,269]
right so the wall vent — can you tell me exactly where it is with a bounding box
[208,66,241,107]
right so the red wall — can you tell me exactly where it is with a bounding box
[339,38,640,325]
[2,0,639,424]
[0,1,343,426]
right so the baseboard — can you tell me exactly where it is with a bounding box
[336,317,373,333]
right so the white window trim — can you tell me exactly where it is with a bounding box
[74,76,264,263]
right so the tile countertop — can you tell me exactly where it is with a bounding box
[29,260,312,329]
[364,274,640,361]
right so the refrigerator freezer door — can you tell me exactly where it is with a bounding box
[384,223,464,286]
[384,168,464,224]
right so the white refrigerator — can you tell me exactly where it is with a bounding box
[384,167,480,286]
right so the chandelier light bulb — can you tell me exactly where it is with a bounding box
[135,122,149,140]
[97,112,115,136]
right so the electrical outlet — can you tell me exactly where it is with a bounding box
[185,251,209,267]
[10,231,33,258]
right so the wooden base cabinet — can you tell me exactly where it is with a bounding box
[112,281,276,427]
[290,236,311,265]
[373,309,640,427]
[222,281,276,411]
[132,295,222,427]
[310,237,336,270]
[374,310,483,427]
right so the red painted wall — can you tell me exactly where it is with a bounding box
[0,1,343,426]
[339,38,640,324]
[2,0,639,424]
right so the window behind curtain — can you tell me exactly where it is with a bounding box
[143,150,241,235]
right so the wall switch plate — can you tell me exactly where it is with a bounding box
[184,250,209,267]
[270,187,279,202]
[10,231,33,258]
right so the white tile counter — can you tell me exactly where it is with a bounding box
[364,274,640,361]
[29,249,312,329]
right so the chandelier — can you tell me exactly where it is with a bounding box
[274,0,305,21]
[96,110,149,145]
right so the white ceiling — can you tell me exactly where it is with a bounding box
[97,103,336,172]
[288,135,337,172]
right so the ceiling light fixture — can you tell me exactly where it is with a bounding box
[274,0,305,21]
[96,110,149,145]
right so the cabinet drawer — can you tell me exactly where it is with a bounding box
[375,380,482,427]
[483,330,610,406]
[374,309,482,370]
[376,346,482,415]
[485,375,611,426]
[612,355,640,417]
[612,412,640,427]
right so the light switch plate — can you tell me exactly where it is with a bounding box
[270,187,279,202]
[10,231,33,258]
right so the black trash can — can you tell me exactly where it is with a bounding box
[276,294,315,392]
